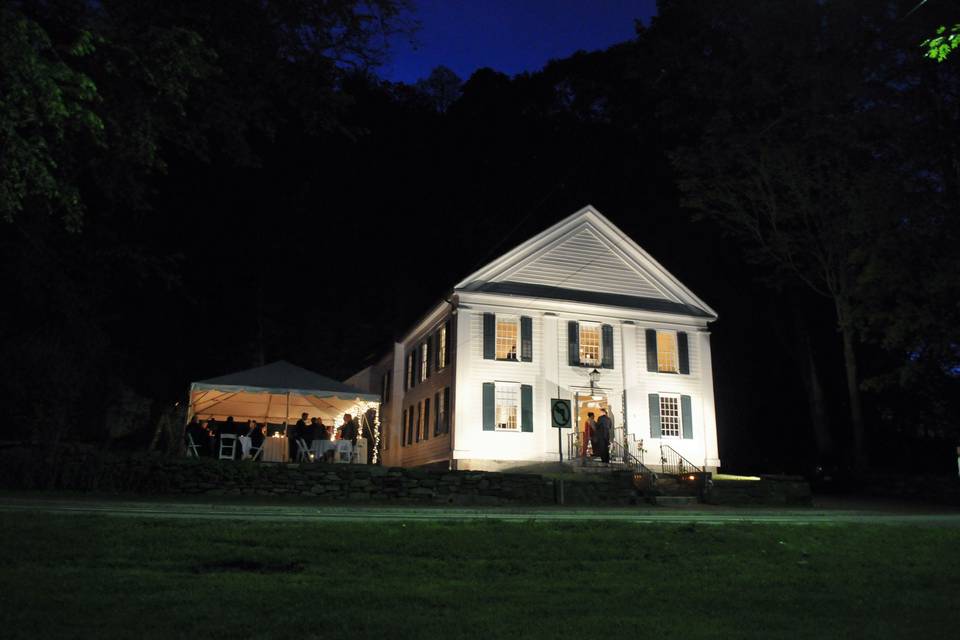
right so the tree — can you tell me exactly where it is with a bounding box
[655,0,928,472]
[414,65,463,112]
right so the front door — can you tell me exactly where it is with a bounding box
[575,393,609,458]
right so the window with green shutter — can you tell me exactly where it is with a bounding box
[520,384,533,432]
[482,383,495,431]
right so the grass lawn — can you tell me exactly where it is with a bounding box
[1,514,958,639]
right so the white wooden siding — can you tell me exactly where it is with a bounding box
[450,307,719,470]
[501,226,674,300]
[626,325,714,468]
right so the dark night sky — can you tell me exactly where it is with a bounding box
[382,0,658,83]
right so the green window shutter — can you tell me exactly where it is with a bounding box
[413,349,420,387]
[415,402,421,442]
[423,398,431,441]
[521,384,533,432]
[408,406,414,445]
[601,324,614,369]
[645,329,658,372]
[568,321,580,366]
[443,387,451,434]
[482,383,496,431]
[444,321,451,367]
[678,332,690,374]
[424,340,431,379]
[681,395,693,439]
[483,313,496,360]
[648,393,661,438]
[401,409,407,447]
[520,316,533,362]
[434,392,441,436]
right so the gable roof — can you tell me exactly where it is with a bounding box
[455,205,717,319]
[193,360,378,400]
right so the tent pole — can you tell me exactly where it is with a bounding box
[285,391,290,435]
[186,383,196,426]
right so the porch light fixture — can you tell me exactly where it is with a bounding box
[588,368,601,391]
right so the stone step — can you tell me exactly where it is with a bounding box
[652,495,699,506]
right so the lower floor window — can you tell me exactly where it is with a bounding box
[496,382,519,431]
[660,394,680,438]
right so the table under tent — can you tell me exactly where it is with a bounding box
[187,360,381,463]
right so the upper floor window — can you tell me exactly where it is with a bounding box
[568,321,613,368]
[579,324,601,366]
[495,382,520,431]
[485,313,531,362]
[657,331,678,373]
[646,328,689,375]
[406,352,415,388]
[437,324,448,370]
[381,371,391,403]
[496,318,519,361]
[420,341,430,382]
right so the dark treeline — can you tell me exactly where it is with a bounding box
[2,0,958,475]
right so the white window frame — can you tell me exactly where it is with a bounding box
[495,316,520,361]
[437,324,447,370]
[495,381,520,431]
[579,322,602,367]
[657,330,679,374]
[420,341,429,382]
[659,393,681,438]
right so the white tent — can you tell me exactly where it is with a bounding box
[188,360,380,426]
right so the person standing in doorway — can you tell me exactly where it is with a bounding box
[583,412,596,458]
[596,408,612,464]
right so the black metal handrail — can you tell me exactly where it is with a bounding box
[609,439,655,475]
[659,444,702,476]
[566,431,654,475]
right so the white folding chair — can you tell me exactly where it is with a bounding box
[186,433,201,458]
[218,434,237,460]
[295,438,312,463]
[249,441,263,461]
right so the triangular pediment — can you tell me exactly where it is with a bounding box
[455,205,716,318]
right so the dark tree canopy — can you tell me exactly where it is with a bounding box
[1,0,957,476]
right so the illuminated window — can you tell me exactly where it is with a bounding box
[496,318,519,360]
[579,324,601,366]
[420,341,429,382]
[660,394,681,438]
[437,324,447,369]
[495,383,519,431]
[657,331,678,373]
[406,353,414,388]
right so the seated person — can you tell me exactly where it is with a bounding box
[248,421,265,448]
[316,418,330,442]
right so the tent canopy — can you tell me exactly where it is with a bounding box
[189,360,379,425]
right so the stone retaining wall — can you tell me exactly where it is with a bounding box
[0,445,641,506]
[704,475,812,506]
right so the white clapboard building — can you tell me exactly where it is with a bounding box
[349,205,720,472]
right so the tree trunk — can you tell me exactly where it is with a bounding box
[840,322,866,472]
[791,312,834,459]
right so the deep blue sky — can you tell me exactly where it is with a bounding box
[381,0,658,84]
